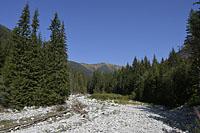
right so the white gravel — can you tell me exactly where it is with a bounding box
[1,95,195,133]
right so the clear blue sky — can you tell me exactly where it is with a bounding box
[0,0,197,65]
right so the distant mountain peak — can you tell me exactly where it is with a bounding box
[69,61,121,77]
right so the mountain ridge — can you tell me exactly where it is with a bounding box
[68,61,121,77]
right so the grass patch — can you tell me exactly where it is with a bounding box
[90,93,145,105]
[90,93,128,101]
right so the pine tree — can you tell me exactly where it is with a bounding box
[31,9,39,44]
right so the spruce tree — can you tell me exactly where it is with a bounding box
[2,4,32,108]
[42,13,69,105]
[29,9,45,106]
[31,9,39,44]
[16,4,31,38]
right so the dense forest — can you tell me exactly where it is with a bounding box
[87,3,200,107]
[0,3,199,109]
[0,4,69,109]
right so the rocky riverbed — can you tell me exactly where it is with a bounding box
[0,95,198,133]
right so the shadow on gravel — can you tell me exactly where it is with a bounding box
[137,106,199,133]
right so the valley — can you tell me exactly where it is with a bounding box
[0,95,197,133]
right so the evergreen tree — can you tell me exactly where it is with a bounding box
[31,9,39,44]
[41,13,69,105]
[143,56,151,70]
[16,4,31,38]
[132,57,138,70]
[2,4,32,108]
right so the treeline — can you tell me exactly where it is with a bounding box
[0,4,69,109]
[88,4,200,107]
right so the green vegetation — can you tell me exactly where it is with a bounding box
[90,93,130,105]
[90,93,146,105]
[90,93,129,101]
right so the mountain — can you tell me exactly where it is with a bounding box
[68,61,121,77]
[68,61,93,76]
[81,63,121,73]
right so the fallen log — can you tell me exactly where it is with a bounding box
[0,110,70,133]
